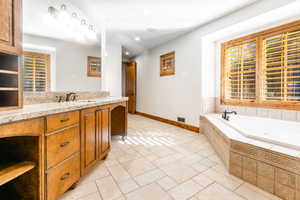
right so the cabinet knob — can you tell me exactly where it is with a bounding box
[60,172,70,181]
[60,118,70,123]
[60,141,70,148]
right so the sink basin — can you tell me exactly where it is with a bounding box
[77,100,97,103]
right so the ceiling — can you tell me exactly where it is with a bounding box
[23,0,259,56]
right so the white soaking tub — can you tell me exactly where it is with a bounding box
[217,114,300,150]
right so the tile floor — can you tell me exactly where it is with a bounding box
[60,114,282,200]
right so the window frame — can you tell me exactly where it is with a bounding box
[221,20,300,110]
[23,51,51,92]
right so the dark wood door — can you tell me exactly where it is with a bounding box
[81,108,97,173]
[126,62,136,114]
[0,0,22,55]
[96,108,110,159]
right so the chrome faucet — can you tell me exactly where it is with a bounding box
[66,92,76,102]
[222,110,237,121]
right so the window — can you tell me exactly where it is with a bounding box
[222,40,256,102]
[23,52,50,92]
[221,20,300,110]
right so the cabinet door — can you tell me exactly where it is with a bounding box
[96,108,110,159]
[0,0,22,55]
[81,108,97,173]
[101,108,110,154]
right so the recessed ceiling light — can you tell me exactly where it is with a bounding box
[125,51,130,55]
[134,36,141,41]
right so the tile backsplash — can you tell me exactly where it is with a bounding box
[215,97,300,122]
[24,91,110,105]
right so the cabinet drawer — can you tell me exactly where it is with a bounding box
[0,118,44,138]
[47,153,80,200]
[46,125,80,169]
[46,111,79,132]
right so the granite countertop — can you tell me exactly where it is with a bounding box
[0,96,128,125]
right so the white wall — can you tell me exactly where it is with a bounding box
[101,38,122,97]
[136,38,202,126]
[136,0,299,127]
[23,34,102,91]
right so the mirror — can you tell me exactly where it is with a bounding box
[22,34,102,92]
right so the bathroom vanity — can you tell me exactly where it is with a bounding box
[0,97,128,200]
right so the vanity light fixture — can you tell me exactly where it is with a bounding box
[125,51,130,56]
[47,4,97,41]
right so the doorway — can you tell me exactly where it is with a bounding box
[122,61,136,114]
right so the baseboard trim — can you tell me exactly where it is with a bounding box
[135,111,200,133]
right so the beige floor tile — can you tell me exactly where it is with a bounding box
[157,176,178,191]
[192,173,215,188]
[59,182,99,200]
[169,180,203,200]
[235,183,282,200]
[61,115,282,200]
[196,183,244,200]
[117,178,139,194]
[96,176,123,200]
[107,164,131,183]
[203,169,243,191]
[121,158,156,177]
[153,153,184,167]
[80,163,110,184]
[134,168,166,186]
[76,192,102,200]
[198,158,218,168]
[191,161,210,173]
[126,183,172,200]
[160,163,199,183]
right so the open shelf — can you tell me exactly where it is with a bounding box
[0,53,21,110]
[0,161,35,186]
[0,88,18,91]
[0,54,18,72]
[0,70,18,75]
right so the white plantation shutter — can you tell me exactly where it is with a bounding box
[262,30,300,102]
[223,40,257,102]
[23,52,50,92]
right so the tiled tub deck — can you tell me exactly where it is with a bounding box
[201,114,300,200]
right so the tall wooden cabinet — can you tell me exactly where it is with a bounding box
[0,0,23,111]
[0,0,22,55]
[81,107,111,174]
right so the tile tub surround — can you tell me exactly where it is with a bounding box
[60,114,281,200]
[0,96,128,125]
[201,114,300,200]
[215,98,300,122]
[24,91,110,105]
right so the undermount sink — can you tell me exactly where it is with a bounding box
[77,100,97,103]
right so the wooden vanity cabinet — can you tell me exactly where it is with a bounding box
[81,106,111,175]
[0,0,22,55]
[96,107,110,159]
[80,107,98,173]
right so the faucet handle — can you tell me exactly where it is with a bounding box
[56,96,65,103]
[72,95,79,101]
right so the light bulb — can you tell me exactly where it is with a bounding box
[61,4,67,11]
[81,19,86,25]
[72,12,77,18]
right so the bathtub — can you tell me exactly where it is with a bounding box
[217,114,300,150]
